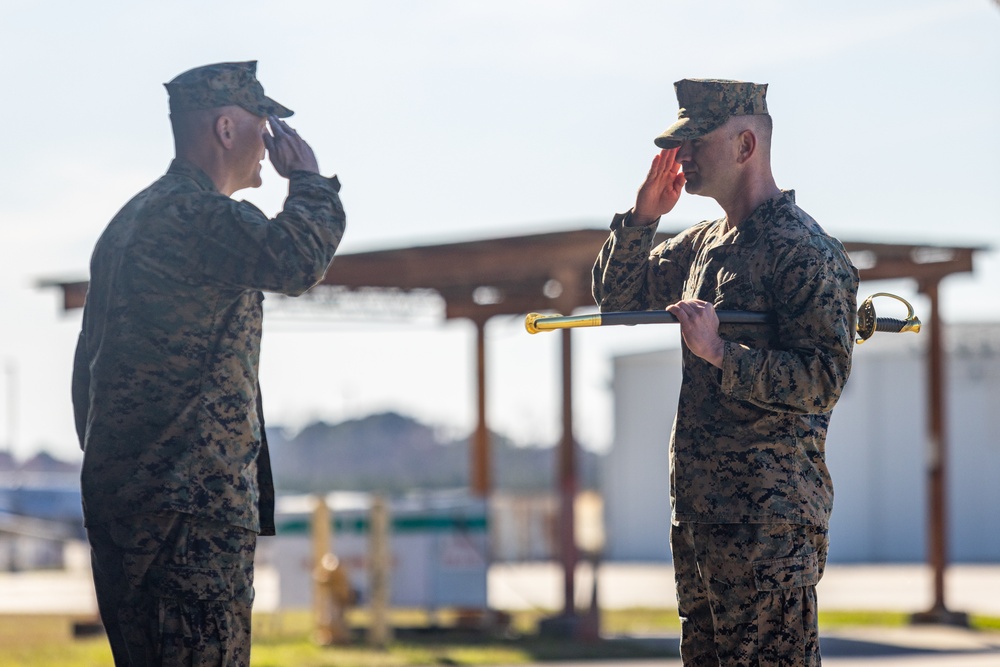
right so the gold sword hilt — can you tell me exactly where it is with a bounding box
[855,292,921,344]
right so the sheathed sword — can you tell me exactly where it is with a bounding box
[525,292,921,344]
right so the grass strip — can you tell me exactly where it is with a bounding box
[2,608,998,667]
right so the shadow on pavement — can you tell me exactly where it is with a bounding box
[606,634,989,660]
[392,627,682,661]
[820,636,948,657]
[613,636,953,659]
[367,627,1000,662]
[611,635,950,658]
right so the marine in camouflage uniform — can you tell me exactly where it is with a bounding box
[593,79,858,666]
[72,61,347,666]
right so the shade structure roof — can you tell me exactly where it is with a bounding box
[45,228,984,318]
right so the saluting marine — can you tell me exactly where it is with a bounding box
[593,79,859,666]
[72,61,346,666]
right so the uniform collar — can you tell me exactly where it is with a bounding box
[167,158,219,192]
[719,189,796,246]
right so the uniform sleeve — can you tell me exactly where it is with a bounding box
[720,238,859,414]
[592,211,687,312]
[71,331,90,450]
[194,172,347,295]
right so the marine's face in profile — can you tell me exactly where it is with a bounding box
[674,118,745,201]
[229,107,268,191]
[676,130,723,197]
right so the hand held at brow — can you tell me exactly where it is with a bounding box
[263,115,320,177]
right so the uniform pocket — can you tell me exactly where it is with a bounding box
[139,562,253,603]
[141,559,254,665]
[753,552,820,592]
[754,552,822,666]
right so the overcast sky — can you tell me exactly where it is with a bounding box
[1,0,997,462]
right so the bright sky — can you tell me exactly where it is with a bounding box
[1,0,998,462]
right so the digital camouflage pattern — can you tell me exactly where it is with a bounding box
[671,522,827,666]
[72,158,346,536]
[593,190,859,528]
[89,512,256,666]
[165,60,293,118]
[655,78,769,149]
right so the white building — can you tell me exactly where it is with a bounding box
[602,323,1000,564]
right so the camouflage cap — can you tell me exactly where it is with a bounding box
[654,78,768,149]
[164,61,293,118]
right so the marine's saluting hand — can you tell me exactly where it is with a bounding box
[264,115,320,177]
[632,148,686,226]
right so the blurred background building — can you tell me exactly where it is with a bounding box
[604,322,1000,563]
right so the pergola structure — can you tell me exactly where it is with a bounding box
[49,228,983,626]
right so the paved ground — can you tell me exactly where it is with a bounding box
[5,559,1000,616]
[487,561,1000,615]
[500,653,1000,667]
[485,562,1000,665]
[3,559,999,664]
[589,626,1000,666]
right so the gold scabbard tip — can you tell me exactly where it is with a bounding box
[524,312,563,334]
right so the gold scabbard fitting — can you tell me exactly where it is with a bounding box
[524,313,603,334]
[524,313,550,335]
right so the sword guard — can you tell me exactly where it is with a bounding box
[856,292,921,344]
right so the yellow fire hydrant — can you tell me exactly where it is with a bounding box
[313,552,357,645]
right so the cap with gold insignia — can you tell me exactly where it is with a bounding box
[164,61,293,118]
[654,78,768,149]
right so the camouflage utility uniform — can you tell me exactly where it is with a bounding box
[593,191,858,666]
[73,158,345,666]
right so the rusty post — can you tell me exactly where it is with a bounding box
[558,326,578,617]
[911,280,968,626]
[471,318,490,497]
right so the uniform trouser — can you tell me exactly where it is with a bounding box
[87,511,257,667]
[670,522,828,667]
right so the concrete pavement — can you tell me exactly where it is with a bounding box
[488,561,1000,616]
[491,626,1000,666]
[596,626,1000,666]
[6,560,1000,616]
[498,654,1000,667]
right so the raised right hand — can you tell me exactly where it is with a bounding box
[632,148,686,226]
[263,115,320,177]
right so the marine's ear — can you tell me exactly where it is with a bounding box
[215,113,236,149]
[736,127,757,164]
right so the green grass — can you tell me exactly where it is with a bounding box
[1,608,998,667]
[973,615,1000,632]
[819,609,1000,633]
[247,641,532,667]
[819,610,911,628]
